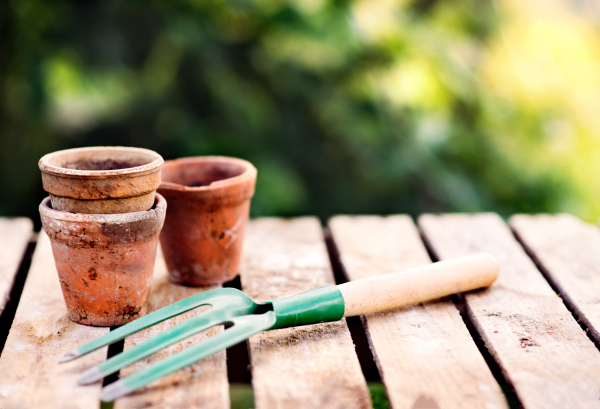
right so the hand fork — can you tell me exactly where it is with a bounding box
[61,253,499,401]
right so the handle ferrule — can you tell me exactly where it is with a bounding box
[270,285,345,329]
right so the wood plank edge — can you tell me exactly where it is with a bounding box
[322,226,351,285]
[0,218,34,313]
[509,219,600,350]
[460,298,522,409]
[323,224,385,394]
[241,216,372,408]
[0,224,36,357]
[417,214,523,409]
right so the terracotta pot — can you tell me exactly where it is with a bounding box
[158,156,257,286]
[39,194,167,326]
[39,146,163,214]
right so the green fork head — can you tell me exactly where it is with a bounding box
[61,288,267,364]
[61,285,345,401]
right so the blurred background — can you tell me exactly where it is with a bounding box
[1,0,600,228]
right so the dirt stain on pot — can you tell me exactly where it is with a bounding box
[88,268,98,280]
[121,304,142,321]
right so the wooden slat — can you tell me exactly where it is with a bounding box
[510,214,600,345]
[239,218,372,409]
[0,218,33,314]
[419,213,600,409]
[0,232,108,408]
[115,248,229,409]
[329,215,508,409]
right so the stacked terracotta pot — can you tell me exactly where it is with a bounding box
[39,147,257,327]
[39,147,166,326]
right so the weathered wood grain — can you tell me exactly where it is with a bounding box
[240,217,372,409]
[329,215,508,409]
[0,231,109,409]
[0,218,33,314]
[419,213,600,409]
[115,248,229,409]
[510,214,600,345]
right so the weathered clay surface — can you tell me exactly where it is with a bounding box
[158,156,256,286]
[39,194,167,326]
[39,146,163,214]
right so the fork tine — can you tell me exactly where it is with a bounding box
[79,303,232,385]
[100,312,277,402]
[60,288,246,363]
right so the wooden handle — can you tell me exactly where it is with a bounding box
[338,253,499,317]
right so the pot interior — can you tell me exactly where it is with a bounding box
[162,160,248,187]
[44,148,159,171]
[63,159,145,171]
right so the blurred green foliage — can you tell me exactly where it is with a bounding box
[1,0,600,227]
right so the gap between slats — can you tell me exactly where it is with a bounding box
[511,227,600,352]
[100,335,124,409]
[323,227,382,382]
[0,237,36,356]
[418,227,522,409]
[223,274,255,409]
[323,227,393,409]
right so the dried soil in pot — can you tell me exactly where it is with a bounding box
[158,156,257,286]
[39,194,167,326]
[39,146,163,214]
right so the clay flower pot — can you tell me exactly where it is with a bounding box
[39,146,163,214]
[39,194,167,326]
[158,156,257,286]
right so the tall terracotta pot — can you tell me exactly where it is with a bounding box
[39,194,167,326]
[158,156,257,286]
[39,146,163,214]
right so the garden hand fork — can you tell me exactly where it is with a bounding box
[61,253,499,401]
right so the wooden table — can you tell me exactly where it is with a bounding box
[1,214,600,409]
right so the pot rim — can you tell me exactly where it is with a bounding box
[39,193,167,224]
[39,146,164,180]
[159,156,257,192]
